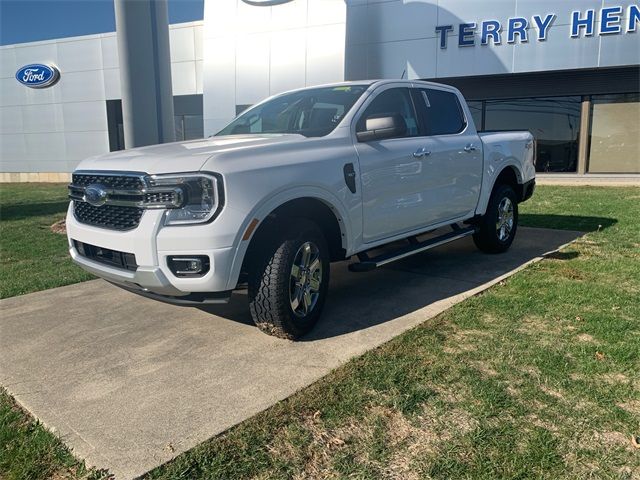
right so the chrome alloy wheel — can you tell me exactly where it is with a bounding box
[496,197,515,242]
[289,241,323,317]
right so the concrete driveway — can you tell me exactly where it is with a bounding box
[0,227,580,479]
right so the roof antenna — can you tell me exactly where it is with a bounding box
[400,68,406,79]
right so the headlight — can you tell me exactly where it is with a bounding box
[149,173,222,226]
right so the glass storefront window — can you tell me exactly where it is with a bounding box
[467,100,483,131]
[175,114,204,141]
[588,93,640,174]
[484,97,582,173]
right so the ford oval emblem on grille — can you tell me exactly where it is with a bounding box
[84,185,108,207]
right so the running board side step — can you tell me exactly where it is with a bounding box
[348,226,476,272]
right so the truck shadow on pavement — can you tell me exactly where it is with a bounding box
[519,213,616,232]
[199,225,593,341]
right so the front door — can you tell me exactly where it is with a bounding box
[354,86,431,243]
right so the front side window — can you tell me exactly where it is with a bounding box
[216,85,368,138]
[356,88,419,138]
[414,88,466,136]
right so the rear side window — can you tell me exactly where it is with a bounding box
[415,88,466,136]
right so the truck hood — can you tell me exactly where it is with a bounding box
[76,134,306,174]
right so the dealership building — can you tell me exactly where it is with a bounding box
[1,0,639,182]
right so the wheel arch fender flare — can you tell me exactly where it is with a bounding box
[224,186,353,290]
[476,162,524,216]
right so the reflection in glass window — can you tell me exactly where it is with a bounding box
[589,94,640,174]
[484,97,582,173]
[467,101,483,131]
[183,115,203,140]
[175,114,204,141]
[236,104,253,116]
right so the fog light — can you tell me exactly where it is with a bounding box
[168,256,210,277]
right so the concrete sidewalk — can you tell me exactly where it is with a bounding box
[0,227,581,479]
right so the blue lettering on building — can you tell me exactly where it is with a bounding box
[458,23,476,46]
[507,17,529,43]
[630,5,640,31]
[437,5,638,48]
[600,6,623,34]
[571,10,595,37]
[481,20,502,45]
[435,24,454,49]
[532,14,555,41]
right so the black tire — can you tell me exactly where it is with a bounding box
[247,219,330,340]
[473,184,518,254]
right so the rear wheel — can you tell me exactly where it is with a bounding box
[248,219,330,339]
[473,184,518,253]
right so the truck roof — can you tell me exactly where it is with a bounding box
[285,79,451,92]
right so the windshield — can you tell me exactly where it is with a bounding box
[216,85,368,138]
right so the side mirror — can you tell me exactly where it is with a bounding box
[356,113,407,142]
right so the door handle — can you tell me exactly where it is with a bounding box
[464,143,477,152]
[413,147,431,158]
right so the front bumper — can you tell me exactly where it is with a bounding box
[520,179,536,203]
[66,202,240,300]
[70,245,185,296]
[115,282,232,305]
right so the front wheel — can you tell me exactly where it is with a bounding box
[248,219,330,339]
[473,184,518,254]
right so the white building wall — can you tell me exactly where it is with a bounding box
[202,0,346,135]
[0,21,202,176]
[345,0,640,80]
[3,0,638,178]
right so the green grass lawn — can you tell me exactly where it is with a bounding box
[1,185,639,479]
[0,388,110,480]
[0,183,93,298]
[145,185,640,480]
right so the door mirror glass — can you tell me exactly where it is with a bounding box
[356,113,407,142]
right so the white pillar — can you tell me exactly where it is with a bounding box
[114,0,175,148]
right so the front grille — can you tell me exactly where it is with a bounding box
[72,173,144,190]
[144,191,178,204]
[71,172,147,230]
[74,201,143,231]
[74,240,138,271]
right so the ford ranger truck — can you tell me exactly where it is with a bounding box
[67,80,536,339]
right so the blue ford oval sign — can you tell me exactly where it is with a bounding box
[15,64,60,89]
[241,0,294,5]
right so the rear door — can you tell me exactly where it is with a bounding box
[410,87,483,222]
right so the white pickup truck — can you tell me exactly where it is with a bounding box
[67,80,535,339]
